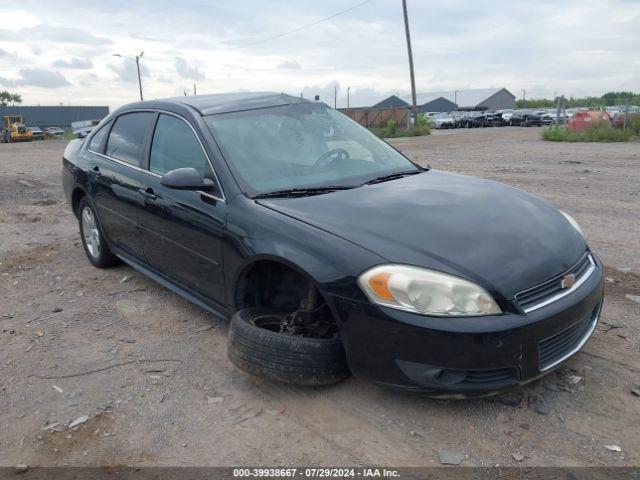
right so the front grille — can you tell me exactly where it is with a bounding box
[515,252,594,312]
[460,367,519,387]
[538,304,599,371]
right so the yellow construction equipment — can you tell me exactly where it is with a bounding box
[1,116,33,143]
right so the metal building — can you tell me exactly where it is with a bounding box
[408,88,516,111]
[372,95,409,109]
[0,106,110,128]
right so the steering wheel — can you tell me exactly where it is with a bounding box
[313,148,350,169]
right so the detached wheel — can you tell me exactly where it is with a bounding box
[227,308,349,386]
[77,197,120,268]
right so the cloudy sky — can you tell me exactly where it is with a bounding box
[1,0,638,109]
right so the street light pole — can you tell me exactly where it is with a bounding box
[113,51,144,101]
[347,86,351,110]
[402,0,418,128]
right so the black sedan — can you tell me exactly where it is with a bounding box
[62,93,603,396]
[509,110,543,127]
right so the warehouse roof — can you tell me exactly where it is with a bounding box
[404,88,515,109]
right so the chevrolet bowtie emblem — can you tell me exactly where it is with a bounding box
[561,273,576,290]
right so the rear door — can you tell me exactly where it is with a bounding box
[138,113,227,305]
[88,111,155,261]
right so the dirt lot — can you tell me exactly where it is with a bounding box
[1,128,639,468]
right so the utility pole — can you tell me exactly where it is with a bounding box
[135,54,144,101]
[522,89,526,105]
[347,86,351,110]
[113,51,144,101]
[193,84,197,95]
[402,0,418,128]
[334,85,337,109]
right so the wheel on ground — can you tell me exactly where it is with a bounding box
[227,307,350,386]
[77,197,120,268]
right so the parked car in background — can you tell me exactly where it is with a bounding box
[493,110,512,127]
[27,126,45,140]
[73,127,94,139]
[45,127,65,138]
[448,111,464,128]
[432,112,456,129]
[62,92,603,395]
[612,111,639,128]
[536,111,555,125]
[509,110,542,127]
[461,111,488,128]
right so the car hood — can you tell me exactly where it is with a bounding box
[257,171,587,299]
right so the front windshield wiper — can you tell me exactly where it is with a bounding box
[253,186,356,199]
[363,170,421,185]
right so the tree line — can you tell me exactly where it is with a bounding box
[516,91,640,109]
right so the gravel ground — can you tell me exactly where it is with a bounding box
[0,129,639,468]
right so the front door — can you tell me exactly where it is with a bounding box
[89,112,155,261]
[138,113,227,305]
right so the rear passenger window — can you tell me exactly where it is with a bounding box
[88,121,111,153]
[106,112,154,166]
[149,114,207,176]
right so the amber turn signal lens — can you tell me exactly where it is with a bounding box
[369,272,393,300]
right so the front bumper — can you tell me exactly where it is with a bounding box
[325,256,604,397]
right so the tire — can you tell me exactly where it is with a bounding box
[227,308,350,386]
[77,196,120,268]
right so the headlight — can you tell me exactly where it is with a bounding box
[358,265,501,317]
[560,211,584,237]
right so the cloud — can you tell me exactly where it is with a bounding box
[0,68,71,88]
[277,60,301,70]
[52,58,94,69]
[14,25,111,45]
[175,58,205,80]
[108,61,151,83]
[0,48,12,57]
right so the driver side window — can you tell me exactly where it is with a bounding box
[150,114,207,177]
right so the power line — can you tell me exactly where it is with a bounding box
[236,0,373,49]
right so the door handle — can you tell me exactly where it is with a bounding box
[138,187,157,201]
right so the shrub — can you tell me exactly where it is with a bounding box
[542,123,633,142]
[370,117,430,138]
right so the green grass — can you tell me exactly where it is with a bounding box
[370,118,430,139]
[542,123,634,142]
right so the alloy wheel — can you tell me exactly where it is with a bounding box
[81,206,101,258]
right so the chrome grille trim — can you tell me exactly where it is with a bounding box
[517,254,596,313]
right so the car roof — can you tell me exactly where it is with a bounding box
[117,92,310,116]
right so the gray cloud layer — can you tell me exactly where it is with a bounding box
[52,58,94,69]
[175,58,205,80]
[0,68,71,88]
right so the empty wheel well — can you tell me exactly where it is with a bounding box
[71,188,86,219]
[234,260,339,338]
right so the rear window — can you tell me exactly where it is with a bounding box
[88,121,111,153]
[105,112,154,166]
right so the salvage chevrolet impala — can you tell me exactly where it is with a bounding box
[62,93,604,396]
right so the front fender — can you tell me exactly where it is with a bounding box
[223,196,384,308]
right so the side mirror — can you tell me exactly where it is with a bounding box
[161,167,214,190]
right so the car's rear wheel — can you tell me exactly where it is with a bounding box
[78,197,120,268]
[227,307,350,386]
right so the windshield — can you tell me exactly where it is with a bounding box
[204,102,419,196]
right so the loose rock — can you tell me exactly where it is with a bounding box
[512,453,524,462]
[439,450,465,465]
[498,391,523,407]
[625,294,640,305]
[528,394,550,415]
[68,415,89,429]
